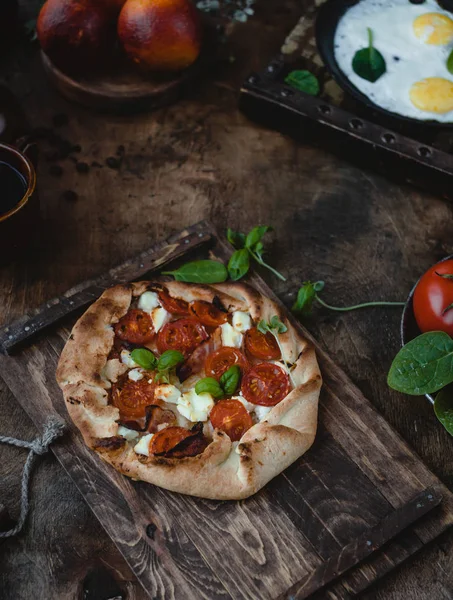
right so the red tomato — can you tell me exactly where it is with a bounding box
[189,300,228,327]
[205,347,249,380]
[209,399,253,441]
[149,426,194,455]
[158,291,189,315]
[244,327,281,360]
[413,259,453,337]
[157,318,208,356]
[114,309,155,344]
[111,377,156,419]
[241,363,290,406]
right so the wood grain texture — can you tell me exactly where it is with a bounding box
[2,0,453,598]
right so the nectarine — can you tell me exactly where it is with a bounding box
[118,0,202,72]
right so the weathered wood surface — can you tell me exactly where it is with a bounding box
[2,0,453,598]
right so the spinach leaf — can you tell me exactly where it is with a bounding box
[227,228,246,249]
[228,249,250,281]
[434,384,453,436]
[387,331,453,395]
[284,70,320,96]
[130,348,157,370]
[352,28,386,83]
[195,377,224,398]
[157,350,185,372]
[162,260,228,283]
[448,50,453,75]
[220,365,241,396]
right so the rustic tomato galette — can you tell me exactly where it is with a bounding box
[56,281,322,500]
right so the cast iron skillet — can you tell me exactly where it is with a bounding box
[315,0,453,128]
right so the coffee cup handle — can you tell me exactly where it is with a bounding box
[14,135,38,169]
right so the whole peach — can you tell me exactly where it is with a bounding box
[118,0,202,72]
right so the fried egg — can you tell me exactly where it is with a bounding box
[334,0,453,122]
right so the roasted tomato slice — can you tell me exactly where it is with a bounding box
[205,347,249,380]
[158,290,190,315]
[111,377,156,419]
[157,318,208,356]
[210,399,253,441]
[189,300,228,327]
[150,426,194,455]
[114,309,155,344]
[244,327,281,360]
[241,363,290,406]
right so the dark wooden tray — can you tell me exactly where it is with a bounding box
[0,220,452,600]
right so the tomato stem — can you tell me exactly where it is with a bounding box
[315,295,405,312]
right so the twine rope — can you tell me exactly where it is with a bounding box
[0,417,65,538]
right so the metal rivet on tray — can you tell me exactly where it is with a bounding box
[146,523,157,539]
[318,105,331,115]
[381,133,396,144]
[24,326,30,332]
[349,118,363,130]
[418,146,432,158]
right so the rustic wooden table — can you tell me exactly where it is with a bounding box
[1,1,453,598]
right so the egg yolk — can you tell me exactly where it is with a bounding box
[410,77,453,113]
[413,13,453,45]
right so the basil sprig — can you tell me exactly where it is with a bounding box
[257,316,295,386]
[284,70,320,96]
[162,260,228,284]
[352,28,386,83]
[227,226,286,282]
[195,365,241,398]
[387,331,453,395]
[130,348,184,376]
[130,348,157,370]
[155,350,185,382]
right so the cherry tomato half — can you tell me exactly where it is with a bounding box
[158,290,189,315]
[244,327,281,360]
[189,300,228,327]
[111,377,156,419]
[413,259,453,337]
[114,309,155,344]
[157,318,209,356]
[149,426,194,455]
[209,399,253,441]
[205,347,249,380]
[241,363,290,406]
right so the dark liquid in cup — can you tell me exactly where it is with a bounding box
[0,160,26,216]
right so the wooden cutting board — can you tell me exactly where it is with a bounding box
[0,220,452,600]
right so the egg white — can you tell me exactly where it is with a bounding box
[334,0,453,121]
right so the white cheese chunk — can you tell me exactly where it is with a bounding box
[232,311,252,333]
[177,389,214,422]
[134,433,154,456]
[120,349,138,368]
[233,395,255,413]
[155,383,181,404]
[254,405,272,421]
[128,368,144,382]
[151,306,171,332]
[220,322,243,348]
[138,291,160,312]
[118,426,140,442]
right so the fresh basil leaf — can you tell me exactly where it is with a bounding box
[447,50,453,75]
[434,385,453,436]
[157,350,185,372]
[245,226,272,250]
[387,331,453,395]
[292,282,317,316]
[254,241,264,259]
[162,260,228,283]
[257,319,269,335]
[195,377,224,398]
[228,248,250,281]
[284,70,320,96]
[154,371,170,384]
[220,365,241,395]
[352,28,386,83]
[269,315,287,334]
[130,348,157,370]
[227,228,246,249]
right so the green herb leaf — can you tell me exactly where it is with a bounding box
[284,70,320,96]
[227,228,246,249]
[228,248,250,281]
[220,365,241,396]
[154,371,170,384]
[195,377,224,398]
[130,348,157,370]
[352,28,386,83]
[257,319,269,335]
[292,282,317,316]
[162,260,228,284]
[269,315,287,334]
[157,350,185,372]
[434,385,453,436]
[447,50,453,75]
[245,226,272,250]
[387,331,453,395]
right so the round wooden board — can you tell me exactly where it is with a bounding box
[41,51,198,113]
